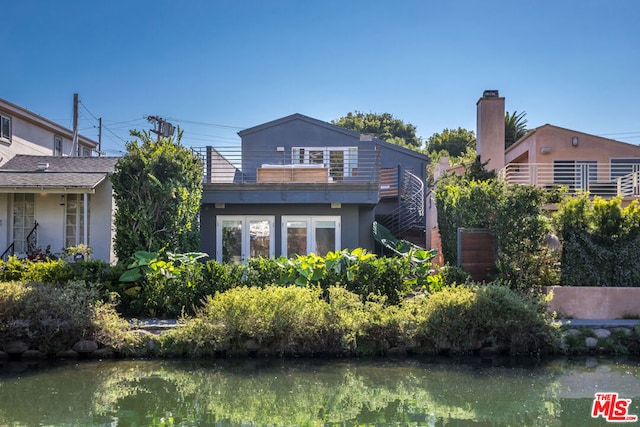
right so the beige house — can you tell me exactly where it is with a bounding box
[428,90,640,255]
[0,98,118,263]
[477,90,640,198]
[0,97,98,164]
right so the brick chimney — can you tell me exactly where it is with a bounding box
[476,90,505,173]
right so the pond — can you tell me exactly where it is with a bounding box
[1,357,639,426]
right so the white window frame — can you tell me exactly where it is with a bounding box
[215,215,275,263]
[0,114,11,142]
[64,194,89,248]
[291,147,358,178]
[12,193,36,255]
[281,215,341,257]
[54,135,63,156]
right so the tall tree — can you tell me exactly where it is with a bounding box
[505,110,528,149]
[425,127,475,158]
[332,111,422,148]
[111,129,203,261]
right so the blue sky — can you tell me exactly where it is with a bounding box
[2,1,639,155]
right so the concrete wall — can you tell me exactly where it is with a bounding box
[546,286,640,319]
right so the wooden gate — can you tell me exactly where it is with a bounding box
[457,228,496,282]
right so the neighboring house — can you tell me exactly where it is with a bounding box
[427,89,640,254]
[0,155,119,263]
[476,90,640,197]
[0,97,98,164]
[0,98,116,262]
[196,113,429,263]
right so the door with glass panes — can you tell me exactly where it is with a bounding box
[216,216,274,264]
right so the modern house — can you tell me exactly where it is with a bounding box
[0,97,98,163]
[476,90,640,198]
[196,113,429,263]
[0,97,118,263]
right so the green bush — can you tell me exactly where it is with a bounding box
[411,284,559,356]
[0,280,135,355]
[435,178,558,292]
[553,195,640,286]
[163,284,559,358]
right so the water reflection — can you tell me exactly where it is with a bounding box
[0,357,639,426]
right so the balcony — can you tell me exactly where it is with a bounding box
[192,146,399,204]
[499,162,640,197]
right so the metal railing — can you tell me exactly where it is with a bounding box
[1,221,38,261]
[191,146,383,186]
[377,170,425,237]
[499,162,640,197]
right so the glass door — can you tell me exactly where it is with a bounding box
[217,216,274,264]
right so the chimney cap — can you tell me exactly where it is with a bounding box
[483,90,500,98]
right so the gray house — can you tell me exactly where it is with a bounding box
[196,114,429,263]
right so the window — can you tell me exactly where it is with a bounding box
[54,136,63,156]
[611,158,640,179]
[282,216,340,257]
[216,216,275,264]
[553,160,596,190]
[292,147,358,181]
[65,194,89,248]
[0,115,11,141]
[12,194,35,254]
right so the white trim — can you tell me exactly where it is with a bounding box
[281,215,341,257]
[215,215,275,263]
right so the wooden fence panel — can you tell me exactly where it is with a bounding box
[457,228,496,282]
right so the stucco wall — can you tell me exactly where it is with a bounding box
[506,125,640,166]
[546,286,640,319]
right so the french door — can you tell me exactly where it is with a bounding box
[216,216,274,264]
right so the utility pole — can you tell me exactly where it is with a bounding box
[71,93,79,156]
[98,117,102,157]
[147,116,175,142]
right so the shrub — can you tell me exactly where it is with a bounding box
[169,286,332,356]
[0,280,135,355]
[411,284,559,356]
[553,195,640,286]
[435,179,557,292]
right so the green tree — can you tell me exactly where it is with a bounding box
[426,127,475,158]
[505,110,528,149]
[110,129,203,261]
[332,111,422,148]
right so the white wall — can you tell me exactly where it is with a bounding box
[90,180,116,263]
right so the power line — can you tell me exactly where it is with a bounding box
[164,116,246,130]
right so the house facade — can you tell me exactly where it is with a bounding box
[0,98,98,164]
[0,97,117,263]
[476,90,640,198]
[197,114,429,263]
[0,156,119,262]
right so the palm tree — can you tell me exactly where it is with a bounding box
[505,111,528,149]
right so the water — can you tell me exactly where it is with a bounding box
[1,357,639,426]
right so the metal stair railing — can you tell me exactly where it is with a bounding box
[378,170,424,238]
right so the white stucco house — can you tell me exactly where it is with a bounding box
[0,98,119,263]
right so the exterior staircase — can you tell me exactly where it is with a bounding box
[377,170,426,248]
